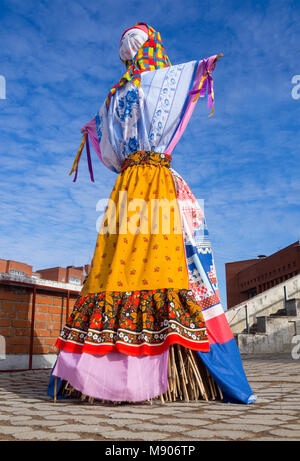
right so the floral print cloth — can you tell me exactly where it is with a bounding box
[55,288,209,356]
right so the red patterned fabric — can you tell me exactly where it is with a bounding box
[55,289,209,356]
[106,23,171,106]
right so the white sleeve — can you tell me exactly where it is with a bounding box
[140,61,198,152]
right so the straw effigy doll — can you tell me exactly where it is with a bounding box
[49,23,256,405]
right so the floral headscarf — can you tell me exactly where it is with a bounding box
[106,22,171,106]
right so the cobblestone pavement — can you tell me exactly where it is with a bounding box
[0,354,299,441]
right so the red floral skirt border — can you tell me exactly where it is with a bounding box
[55,289,210,356]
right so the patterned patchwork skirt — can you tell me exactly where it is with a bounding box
[53,151,220,401]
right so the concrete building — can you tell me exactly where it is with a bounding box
[225,241,300,309]
[225,273,300,354]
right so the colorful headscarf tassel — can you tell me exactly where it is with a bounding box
[69,131,95,183]
[189,60,215,117]
[106,22,171,107]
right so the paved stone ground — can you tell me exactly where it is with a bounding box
[0,354,299,441]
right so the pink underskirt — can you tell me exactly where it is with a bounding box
[53,349,169,402]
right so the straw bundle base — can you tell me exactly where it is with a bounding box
[159,344,223,403]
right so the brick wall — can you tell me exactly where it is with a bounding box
[225,259,258,308]
[0,282,78,363]
[226,242,300,309]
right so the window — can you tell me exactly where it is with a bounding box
[9,269,25,276]
[69,277,81,285]
[247,288,257,299]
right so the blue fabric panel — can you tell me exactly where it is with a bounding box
[198,338,257,404]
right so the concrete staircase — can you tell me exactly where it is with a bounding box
[235,298,300,354]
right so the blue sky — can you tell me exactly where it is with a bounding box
[0,0,299,308]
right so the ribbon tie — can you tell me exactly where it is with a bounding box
[69,131,95,182]
[188,62,215,117]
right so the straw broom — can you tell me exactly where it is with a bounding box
[159,345,222,403]
[187,350,208,401]
[177,344,189,402]
[53,376,57,403]
[170,346,177,400]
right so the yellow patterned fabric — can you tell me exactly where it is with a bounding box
[81,151,189,295]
